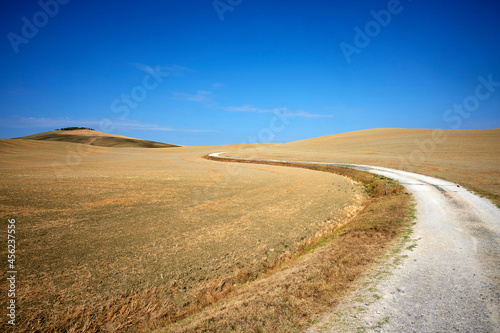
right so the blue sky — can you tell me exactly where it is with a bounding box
[1,0,499,146]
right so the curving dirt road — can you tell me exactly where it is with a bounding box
[209,153,500,332]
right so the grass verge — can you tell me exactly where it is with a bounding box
[157,156,414,332]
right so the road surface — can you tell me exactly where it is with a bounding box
[209,153,500,332]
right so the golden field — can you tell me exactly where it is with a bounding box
[3,127,494,331]
[0,135,365,331]
[227,128,500,206]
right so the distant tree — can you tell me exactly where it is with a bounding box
[56,127,95,131]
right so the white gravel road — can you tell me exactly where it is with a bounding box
[209,153,500,332]
[324,164,500,332]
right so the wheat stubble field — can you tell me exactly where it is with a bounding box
[3,128,495,332]
[0,132,370,331]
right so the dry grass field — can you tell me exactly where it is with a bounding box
[1,127,494,332]
[159,159,412,332]
[0,136,369,331]
[227,128,500,207]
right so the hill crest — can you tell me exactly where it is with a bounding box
[14,130,180,148]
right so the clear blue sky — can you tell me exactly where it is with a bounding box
[1,0,499,146]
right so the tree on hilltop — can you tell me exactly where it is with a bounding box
[55,127,95,131]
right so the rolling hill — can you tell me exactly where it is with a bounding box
[226,128,500,206]
[14,129,180,148]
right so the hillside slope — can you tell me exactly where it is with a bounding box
[227,128,500,205]
[15,129,180,148]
